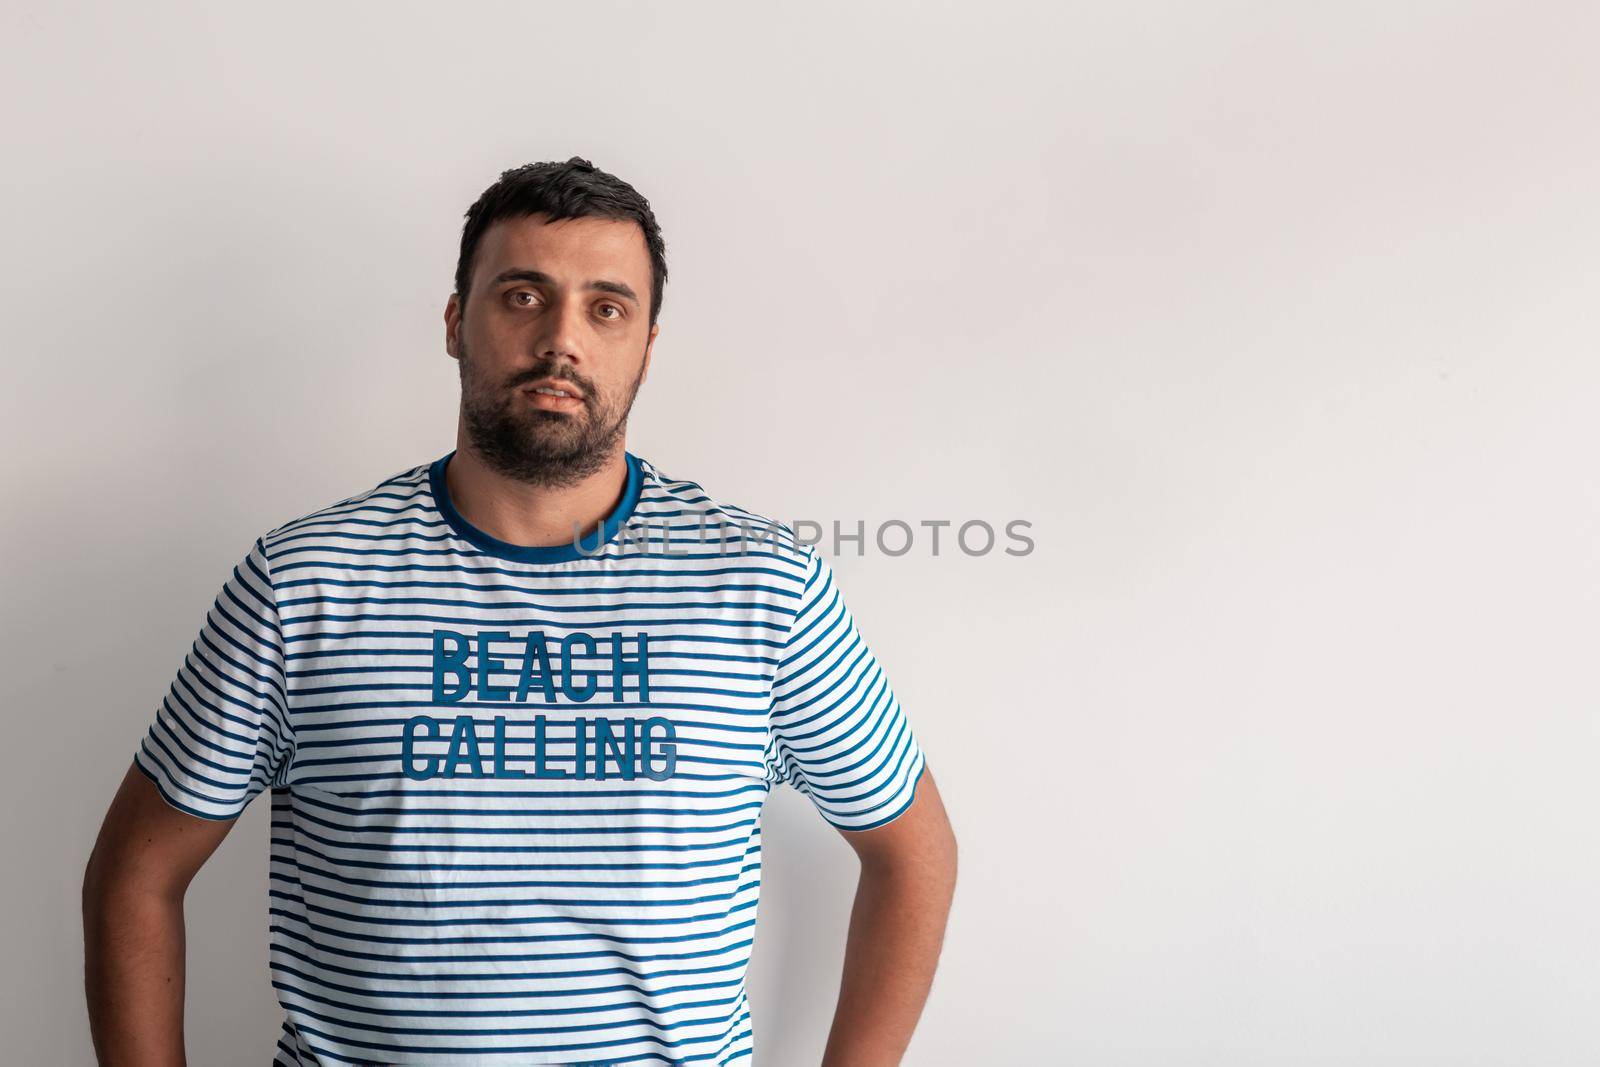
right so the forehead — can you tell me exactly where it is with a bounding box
[472,213,651,292]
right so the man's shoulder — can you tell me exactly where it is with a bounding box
[632,454,815,579]
[257,456,436,556]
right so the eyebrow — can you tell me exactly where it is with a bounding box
[490,268,640,307]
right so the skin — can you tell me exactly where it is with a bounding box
[823,768,959,1067]
[82,762,234,1066]
[82,211,959,1066]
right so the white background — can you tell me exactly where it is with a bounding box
[4,2,1598,1064]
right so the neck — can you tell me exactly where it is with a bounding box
[445,437,631,551]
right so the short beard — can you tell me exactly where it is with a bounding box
[456,335,646,489]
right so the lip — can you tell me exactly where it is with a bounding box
[521,377,585,412]
[521,379,585,401]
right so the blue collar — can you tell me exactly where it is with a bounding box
[428,450,643,563]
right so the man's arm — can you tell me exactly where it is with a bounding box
[821,766,958,1067]
[82,760,238,1066]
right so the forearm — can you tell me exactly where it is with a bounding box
[83,880,188,1066]
[820,855,957,1067]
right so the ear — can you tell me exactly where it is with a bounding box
[444,293,462,360]
[641,322,659,383]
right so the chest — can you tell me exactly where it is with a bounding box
[278,566,787,796]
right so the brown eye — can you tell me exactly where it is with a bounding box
[509,291,539,307]
[597,303,622,320]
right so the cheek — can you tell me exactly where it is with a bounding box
[597,361,642,398]
[466,307,521,347]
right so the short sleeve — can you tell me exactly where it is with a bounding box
[133,537,294,821]
[766,545,926,831]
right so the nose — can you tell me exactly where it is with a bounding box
[533,292,588,366]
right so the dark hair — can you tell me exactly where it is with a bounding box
[454,156,668,327]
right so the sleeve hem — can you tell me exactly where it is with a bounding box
[133,751,246,823]
[824,757,927,833]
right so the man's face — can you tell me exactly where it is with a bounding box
[445,212,658,486]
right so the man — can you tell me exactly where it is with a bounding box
[82,157,958,1066]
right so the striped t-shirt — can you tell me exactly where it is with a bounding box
[133,448,927,1066]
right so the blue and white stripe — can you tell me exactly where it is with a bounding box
[134,449,926,1066]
